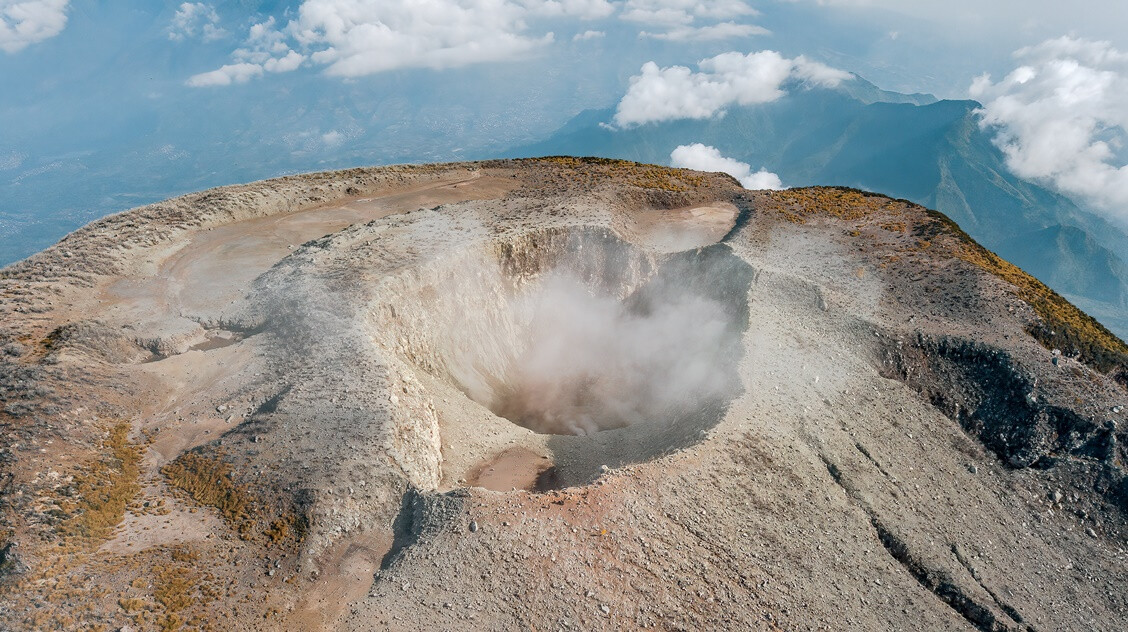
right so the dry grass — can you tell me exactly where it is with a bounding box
[958,236,1127,377]
[1,551,117,628]
[119,596,151,613]
[154,562,197,631]
[163,448,306,546]
[532,156,709,192]
[764,187,907,224]
[57,421,143,546]
[101,546,220,632]
[265,518,293,545]
[906,208,1127,378]
[769,185,1126,382]
[0,421,151,628]
[162,450,254,539]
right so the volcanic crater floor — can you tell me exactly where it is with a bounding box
[0,159,1126,631]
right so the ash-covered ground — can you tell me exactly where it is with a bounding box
[0,158,1126,631]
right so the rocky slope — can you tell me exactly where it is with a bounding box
[0,158,1125,631]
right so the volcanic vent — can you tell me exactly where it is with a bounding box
[369,226,754,486]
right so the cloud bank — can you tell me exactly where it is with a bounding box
[621,0,758,25]
[189,0,618,85]
[670,143,784,190]
[624,0,766,41]
[614,51,852,126]
[640,21,767,42]
[972,37,1128,222]
[290,0,556,77]
[0,0,68,53]
[187,0,771,85]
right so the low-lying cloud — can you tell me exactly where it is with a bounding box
[971,37,1128,223]
[670,143,784,190]
[613,50,852,126]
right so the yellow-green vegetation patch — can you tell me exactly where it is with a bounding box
[118,596,151,614]
[623,165,707,192]
[163,448,306,545]
[153,550,200,632]
[764,186,909,224]
[110,546,220,632]
[57,421,143,546]
[904,206,1127,382]
[162,449,254,539]
[530,156,709,192]
[765,186,1127,384]
[954,230,1128,380]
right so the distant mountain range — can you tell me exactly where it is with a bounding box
[505,78,1128,340]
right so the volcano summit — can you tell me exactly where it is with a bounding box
[0,158,1125,630]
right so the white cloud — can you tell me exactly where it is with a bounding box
[640,22,767,42]
[534,0,615,19]
[793,56,855,85]
[190,0,613,84]
[186,18,304,86]
[0,0,69,53]
[621,0,757,25]
[614,51,852,126]
[169,2,226,42]
[264,49,304,73]
[154,144,189,161]
[187,0,766,85]
[288,0,611,77]
[621,0,763,40]
[670,143,784,190]
[231,17,291,63]
[741,168,785,190]
[185,62,264,87]
[972,37,1128,222]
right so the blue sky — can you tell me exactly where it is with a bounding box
[2,1,1127,262]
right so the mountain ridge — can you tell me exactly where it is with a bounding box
[506,86,1128,339]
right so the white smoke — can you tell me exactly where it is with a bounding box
[489,272,737,435]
